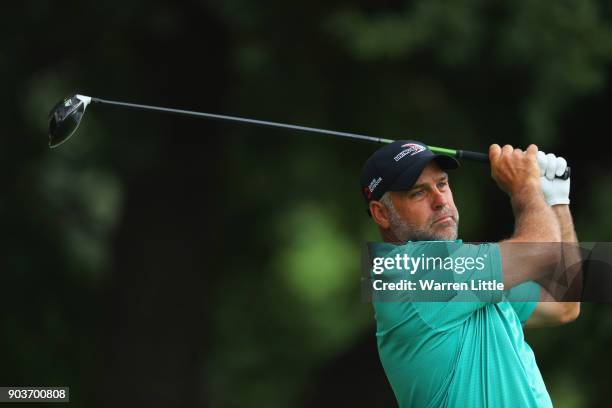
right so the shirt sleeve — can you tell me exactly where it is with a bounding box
[407,241,504,331]
[505,281,541,324]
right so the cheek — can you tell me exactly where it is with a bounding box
[445,190,456,207]
[396,201,431,224]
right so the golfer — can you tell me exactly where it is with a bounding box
[361,140,580,407]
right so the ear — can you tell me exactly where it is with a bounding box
[369,200,391,230]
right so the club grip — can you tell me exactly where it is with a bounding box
[456,150,489,162]
[456,149,571,180]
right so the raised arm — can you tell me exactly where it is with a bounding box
[524,152,581,328]
[489,144,562,290]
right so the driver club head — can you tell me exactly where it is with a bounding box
[48,94,91,148]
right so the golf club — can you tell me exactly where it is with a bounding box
[48,94,570,179]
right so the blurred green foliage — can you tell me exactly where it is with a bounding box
[4,0,612,406]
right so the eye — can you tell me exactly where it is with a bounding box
[410,190,426,198]
[437,181,448,189]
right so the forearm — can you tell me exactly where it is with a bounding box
[553,205,577,243]
[534,206,581,294]
[491,144,562,288]
[531,204,581,327]
[511,185,561,243]
[519,151,580,328]
[552,205,582,305]
[500,185,562,288]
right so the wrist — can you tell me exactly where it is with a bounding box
[552,204,571,214]
[510,184,546,213]
[548,198,570,206]
[511,179,541,198]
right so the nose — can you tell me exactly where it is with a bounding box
[431,187,447,210]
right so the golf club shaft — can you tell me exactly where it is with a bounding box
[89,97,569,179]
[91,98,393,144]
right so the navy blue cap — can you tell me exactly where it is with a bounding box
[360,140,459,203]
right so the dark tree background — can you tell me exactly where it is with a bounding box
[3,0,612,406]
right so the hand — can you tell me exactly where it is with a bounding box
[536,151,570,206]
[490,144,541,197]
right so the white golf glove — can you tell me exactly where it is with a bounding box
[536,150,570,206]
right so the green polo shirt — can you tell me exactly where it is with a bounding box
[370,240,550,408]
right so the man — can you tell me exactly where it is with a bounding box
[361,140,580,407]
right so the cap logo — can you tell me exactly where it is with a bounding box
[394,143,425,162]
[368,176,382,192]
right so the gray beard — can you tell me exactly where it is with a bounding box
[387,205,459,243]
